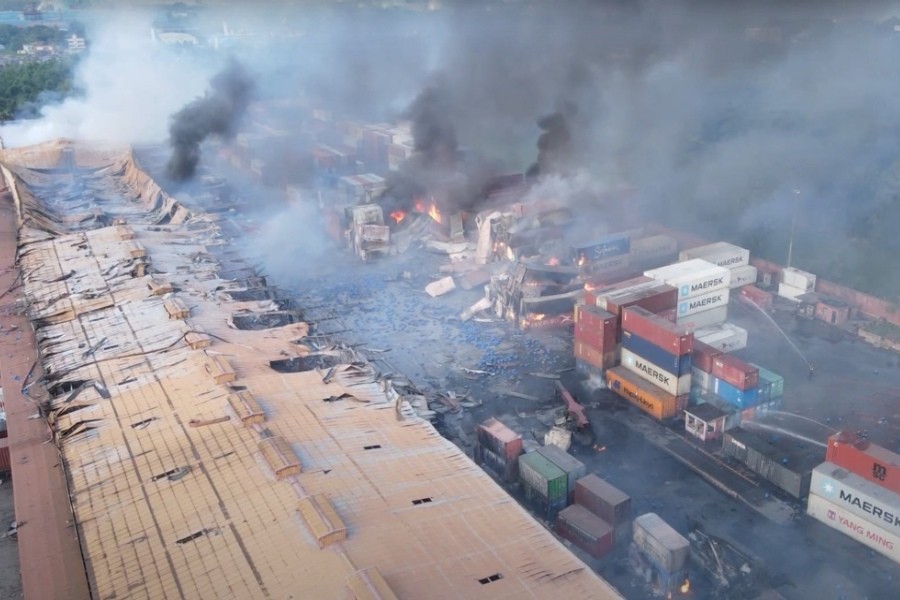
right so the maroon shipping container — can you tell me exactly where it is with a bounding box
[826,431,900,495]
[574,474,631,534]
[556,504,614,559]
[574,341,619,370]
[477,418,524,460]
[605,285,678,324]
[656,307,677,323]
[691,340,722,373]
[474,444,519,483]
[739,285,774,310]
[621,306,693,356]
[711,354,759,390]
[0,437,8,474]
[574,304,617,352]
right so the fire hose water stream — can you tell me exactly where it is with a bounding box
[739,300,812,369]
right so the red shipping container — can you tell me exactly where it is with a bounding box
[826,432,900,496]
[739,285,774,310]
[574,304,617,352]
[477,418,524,460]
[691,340,721,373]
[574,474,631,530]
[556,504,614,559]
[621,306,693,356]
[711,354,759,390]
[605,285,678,322]
[0,437,8,473]
[574,341,618,370]
[656,308,677,323]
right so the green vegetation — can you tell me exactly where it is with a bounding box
[0,24,68,53]
[0,58,74,120]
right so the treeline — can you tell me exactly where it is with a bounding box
[0,58,73,120]
[0,24,68,52]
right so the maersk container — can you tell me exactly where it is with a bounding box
[644,259,731,300]
[678,241,750,269]
[519,451,568,503]
[781,267,816,292]
[712,354,759,391]
[711,376,759,408]
[752,364,784,400]
[621,306,693,355]
[826,431,900,496]
[632,513,690,572]
[810,462,900,538]
[675,304,728,331]
[571,233,630,264]
[695,323,748,353]
[537,444,587,503]
[807,493,900,565]
[621,330,692,376]
[729,264,758,288]
[676,288,730,318]
[723,428,812,499]
[556,504,615,559]
[620,348,691,396]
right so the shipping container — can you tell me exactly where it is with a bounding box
[678,241,750,269]
[605,286,679,326]
[0,437,8,474]
[571,233,630,264]
[474,444,518,483]
[811,462,900,538]
[691,367,711,391]
[589,276,654,308]
[739,285,774,310]
[621,306,694,355]
[656,307,677,322]
[556,504,615,559]
[574,304,617,352]
[691,340,722,373]
[676,288,730,318]
[537,444,587,503]
[632,513,690,572]
[621,330,692,376]
[477,418,524,460]
[826,432,900,496]
[777,282,806,302]
[519,451,568,503]
[630,235,679,260]
[712,355,759,390]
[806,493,900,565]
[620,348,691,396]
[644,259,731,300]
[781,267,816,292]
[675,304,728,331]
[575,474,632,545]
[722,428,815,499]
[729,265,759,288]
[752,364,784,400]
[574,341,618,371]
[628,544,689,599]
[695,323,748,353]
[605,367,685,420]
[711,377,760,408]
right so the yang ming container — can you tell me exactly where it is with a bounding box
[678,241,750,269]
[537,444,587,503]
[806,493,900,565]
[620,348,691,396]
[606,366,685,420]
[556,504,614,559]
[711,376,759,408]
[712,354,759,390]
[810,462,900,538]
[621,306,694,355]
[645,259,731,300]
[621,330,692,376]
[575,474,632,545]
[826,431,900,496]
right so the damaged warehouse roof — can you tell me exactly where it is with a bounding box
[0,141,624,599]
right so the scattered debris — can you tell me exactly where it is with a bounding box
[425,276,456,298]
[527,372,560,380]
[506,391,540,402]
[460,297,492,322]
[544,426,573,451]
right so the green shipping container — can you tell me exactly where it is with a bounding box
[519,451,568,503]
[752,364,784,400]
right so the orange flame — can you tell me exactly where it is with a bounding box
[390,210,406,224]
[577,255,587,267]
[530,313,546,321]
[546,256,560,266]
[585,282,598,291]
[414,198,427,213]
[427,202,442,224]
[680,579,690,594]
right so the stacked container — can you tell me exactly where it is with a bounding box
[618,307,692,406]
[573,303,618,376]
[574,474,632,546]
[778,267,817,302]
[589,276,678,330]
[694,322,749,353]
[807,462,900,565]
[474,418,524,483]
[628,234,679,271]
[536,444,587,504]
[710,354,760,409]
[752,363,785,404]
[722,428,814,499]
[679,241,757,290]
[519,451,568,521]
[556,505,615,560]
[571,232,630,265]
[630,513,690,597]
[690,340,721,394]
[606,367,687,420]
[644,259,731,329]
[825,432,900,495]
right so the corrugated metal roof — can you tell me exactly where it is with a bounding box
[0,141,625,600]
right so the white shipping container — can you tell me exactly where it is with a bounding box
[632,513,690,572]
[696,323,749,353]
[679,241,750,269]
[620,347,691,396]
[596,280,664,311]
[630,235,679,259]
[807,493,900,565]
[811,463,900,537]
[645,259,731,301]
[692,367,711,391]
[677,288,730,318]
[777,282,806,302]
[676,304,728,330]
[729,265,758,289]
[782,267,817,291]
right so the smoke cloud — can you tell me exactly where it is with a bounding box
[166,60,254,181]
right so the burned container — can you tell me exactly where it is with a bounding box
[571,233,630,264]
[826,431,900,496]
[632,512,690,572]
[518,451,568,520]
[474,444,519,483]
[723,427,819,499]
[574,474,632,545]
[556,504,614,560]
[537,444,587,503]
[621,306,694,356]
[712,354,759,390]
[691,340,721,373]
[477,418,524,461]
[621,330,692,377]
[606,366,686,421]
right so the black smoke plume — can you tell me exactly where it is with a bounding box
[406,79,459,169]
[166,60,254,181]
[527,105,576,178]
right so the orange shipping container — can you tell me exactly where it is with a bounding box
[574,341,618,370]
[605,366,683,420]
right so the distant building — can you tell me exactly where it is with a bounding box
[151,29,199,45]
[19,43,56,55]
[66,34,85,53]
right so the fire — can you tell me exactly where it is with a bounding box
[577,255,586,267]
[427,202,442,224]
[390,210,406,224]
[584,282,597,291]
[413,198,427,213]
[680,579,690,594]
[530,313,546,321]
[546,256,560,266]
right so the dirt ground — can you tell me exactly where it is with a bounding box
[0,478,22,599]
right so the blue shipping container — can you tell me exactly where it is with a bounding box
[571,234,630,264]
[712,376,760,408]
[621,330,692,376]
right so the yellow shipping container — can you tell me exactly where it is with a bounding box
[605,366,680,420]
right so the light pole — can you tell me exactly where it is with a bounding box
[786,189,801,268]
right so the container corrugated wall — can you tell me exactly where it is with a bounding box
[537,445,586,503]
[632,513,690,572]
[519,451,568,502]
